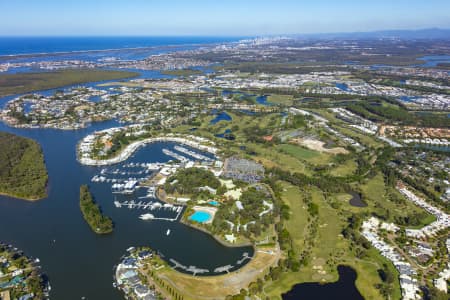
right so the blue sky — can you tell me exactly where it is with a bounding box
[1,0,449,36]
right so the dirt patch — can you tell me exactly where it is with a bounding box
[292,138,348,154]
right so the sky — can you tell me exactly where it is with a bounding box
[0,0,449,36]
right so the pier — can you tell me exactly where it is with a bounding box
[236,252,252,265]
[214,265,233,273]
[162,148,190,163]
[169,259,210,276]
[173,145,213,161]
[113,200,184,221]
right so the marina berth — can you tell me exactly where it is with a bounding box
[78,128,218,166]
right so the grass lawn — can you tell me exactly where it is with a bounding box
[328,158,358,177]
[280,182,309,250]
[263,185,400,300]
[267,94,294,106]
[359,173,435,224]
[250,143,312,175]
[277,143,332,166]
[335,124,384,149]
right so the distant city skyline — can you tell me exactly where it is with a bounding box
[1,0,450,36]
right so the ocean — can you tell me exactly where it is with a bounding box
[0,36,241,56]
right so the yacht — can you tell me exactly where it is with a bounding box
[139,213,154,220]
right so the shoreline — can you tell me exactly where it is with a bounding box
[0,68,139,98]
[0,190,46,201]
[78,135,218,166]
[0,40,234,60]
[156,189,253,249]
[180,218,254,249]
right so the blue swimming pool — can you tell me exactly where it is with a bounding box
[208,201,219,206]
[189,211,212,223]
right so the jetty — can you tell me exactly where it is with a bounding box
[214,265,233,273]
[113,200,184,221]
[173,145,212,161]
[169,259,209,276]
[162,148,190,163]
[78,134,218,166]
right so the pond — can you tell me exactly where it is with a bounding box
[282,265,364,300]
[335,83,351,92]
[349,191,367,208]
[256,95,273,106]
[215,129,235,140]
[210,111,232,125]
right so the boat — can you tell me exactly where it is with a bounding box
[147,186,156,197]
[166,229,171,236]
[139,213,154,220]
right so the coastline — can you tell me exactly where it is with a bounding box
[0,190,46,201]
[0,69,139,98]
[180,218,254,249]
[156,189,253,249]
[78,135,218,166]
[0,39,231,59]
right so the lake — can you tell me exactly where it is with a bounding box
[282,265,364,300]
[210,111,232,124]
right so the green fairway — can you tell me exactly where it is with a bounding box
[263,184,401,300]
[277,143,332,165]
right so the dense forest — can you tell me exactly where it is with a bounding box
[0,131,48,200]
[164,167,221,195]
[79,185,113,234]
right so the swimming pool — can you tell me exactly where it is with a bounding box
[208,200,219,206]
[189,211,212,223]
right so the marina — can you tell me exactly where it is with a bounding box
[0,119,252,300]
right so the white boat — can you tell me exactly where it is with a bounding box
[166,229,171,236]
[139,213,154,220]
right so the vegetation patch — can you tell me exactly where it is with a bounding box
[79,185,113,234]
[0,131,48,200]
[0,69,138,97]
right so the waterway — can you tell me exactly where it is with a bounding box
[0,119,252,300]
[282,265,364,300]
[416,55,450,67]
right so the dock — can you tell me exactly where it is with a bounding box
[113,200,184,221]
[169,259,210,276]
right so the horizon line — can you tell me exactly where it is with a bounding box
[1,27,449,38]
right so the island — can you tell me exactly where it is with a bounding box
[79,185,113,234]
[0,131,48,200]
[0,68,138,97]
